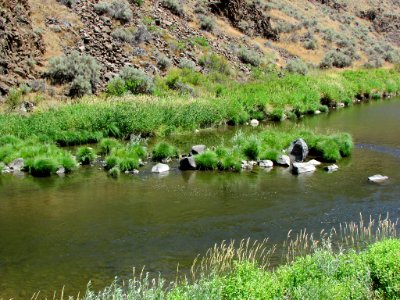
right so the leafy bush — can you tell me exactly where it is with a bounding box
[161,0,184,16]
[46,51,101,97]
[152,142,178,161]
[303,39,318,50]
[199,53,232,75]
[99,138,122,155]
[366,239,400,299]
[238,48,262,67]
[105,155,120,170]
[195,151,218,170]
[77,147,96,165]
[94,0,133,23]
[107,67,154,96]
[320,50,353,68]
[111,27,135,43]
[285,59,309,75]
[241,135,261,160]
[199,16,215,32]
[6,87,23,109]
[59,154,77,173]
[364,57,384,69]
[108,166,121,178]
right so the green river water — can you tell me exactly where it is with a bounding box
[0,99,399,298]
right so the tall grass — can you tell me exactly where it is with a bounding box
[43,214,399,300]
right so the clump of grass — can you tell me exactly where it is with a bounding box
[105,155,120,170]
[195,150,218,170]
[94,0,133,23]
[152,142,178,161]
[260,149,280,161]
[241,135,261,160]
[99,138,122,155]
[107,67,154,96]
[27,157,58,177]
[76,147,96,165]
[108,166,121,178]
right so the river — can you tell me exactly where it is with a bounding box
[0,99,399,298]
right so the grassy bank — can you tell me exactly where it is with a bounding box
[48,215,399,300]
[0,68,399,145]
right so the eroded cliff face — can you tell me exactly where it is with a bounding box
[0,0,44,96]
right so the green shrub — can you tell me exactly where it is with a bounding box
[285,59,309,75]
[46,51,101,97]
[111,27,135,43]
[121,67,155,94]
[260,149,279,161]
[179,58,196,70]
[195,150,218,170]
[157,56,172,71]
[59,154,77,173]
[99,138,122,155]
[334,133,353,157]
[366,239,400,299]
[315,137,341,161]
[241,136,261,160]
[161,0,184,16]
[127,143,147,160]
[106,77,127,96]
[303,39,318,50]
[77,147,96,165]
[118,157,139,172]
[152,142,178,161]
[94,0,133,23]
[6,87,23,109]
[108,166,121,178]
[28,157,58,177]
[238,48,262,67]
[105,155,120,170]
[199,53,232,75]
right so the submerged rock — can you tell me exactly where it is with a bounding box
[368,174,389,183]
[179,156,197,170]
[258,160,273,168]
[241,161,253,170]
[276,154,291,166]
[56,167,65,175]
[190,145,206,156]
[287,138,308,162]
[8,158,24,171]
[151,163,170,173]
[325,164,339,172]
[292,162,316,175]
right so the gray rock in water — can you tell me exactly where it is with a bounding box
[179,156,197,170]
[258,160,273,168]
[56,167,65,175]
[307,159,322,166]
[276,154,291,166]
[190,145,206,156]
[151,163,170,173]
[287,138,308,162]
[8,158,24,171]
[325,164,339,172]
[292,162,316,175]
[250,119,259,127]
[241,161,253,170]
[368,174,388,183]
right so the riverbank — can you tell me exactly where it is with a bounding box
[59,216,399,300]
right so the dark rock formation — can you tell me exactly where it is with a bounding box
[209,0,279,40]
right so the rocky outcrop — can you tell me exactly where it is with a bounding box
[0,0,44,95]
[179,156,197,170]
[287,138,308,162]
[209,0,279,40]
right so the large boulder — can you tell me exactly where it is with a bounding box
[190,145,207,156]
[292,162,316,175]
[287,138,309,162]
[276,154,291,166]
[151,163,170,173]
[179,156,197,170]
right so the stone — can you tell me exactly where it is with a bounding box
[258,160,273,168]
[368,174,389,183]
[307,159,321,166]
[190,145,206,156]
[315,110,321,114]
[56,167,65,175]
[292,162,316,175]
[151,163,170,173]
[8,158,24,171]
[179,156,197,170]
[276,154,291,166]
[241,161,252,169]
[250,119,259,127]
[325,164,339,172]
[287,138,308,162]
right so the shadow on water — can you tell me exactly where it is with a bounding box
[0,99,400,298]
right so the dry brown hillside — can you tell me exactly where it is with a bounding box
[0,0,399,99]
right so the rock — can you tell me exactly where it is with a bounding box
[179,156,197,170]
[337,102,345,108]
[258,160,273,168]
[292,162,316,175]
[315,110,321,114]
[307,159,321,166]
[250,119,259,127]
[56,167,65,175]
[325,164,339,172]
[287,138,308,162]
[368,174,389,183]
[276,154,291,166]
[241,161,252,169]
[8,158,24,171]
[151,163,170,173]
[190,145,206,156]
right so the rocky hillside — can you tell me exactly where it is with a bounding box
[0,0,399,100]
